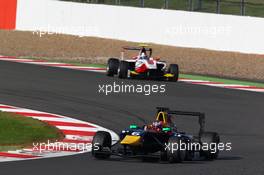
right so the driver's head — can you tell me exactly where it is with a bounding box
[140,52,148,60]
[140,47,147,56]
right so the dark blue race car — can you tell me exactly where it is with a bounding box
[92,107,220,163]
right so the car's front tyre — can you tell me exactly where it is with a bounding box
[92,131,112,159]
[118,61,129,79]
[168,64,179,82]
[107,58,119,76]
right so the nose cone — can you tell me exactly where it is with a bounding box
[120,135,141,145]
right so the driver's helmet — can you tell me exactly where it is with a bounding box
[139,52,148,60]
[152,121,163,129]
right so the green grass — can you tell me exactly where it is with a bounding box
[0,112,64,151]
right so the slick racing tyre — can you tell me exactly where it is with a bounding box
[118,61,129,79]
[92,131,112,159]
[107,58,119,76]
[200,132,220,160]
[167,137,186,163]
[168,64,179,82]
[160,150,168,161]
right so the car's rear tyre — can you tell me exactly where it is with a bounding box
[200,132,220,160]
[118,61,129,79]
[92,131,112,159]
[107,58,119,76]
[160,150,168,161]
[184,149,194,161]
[168,64,179,82]
[167,137,186,163]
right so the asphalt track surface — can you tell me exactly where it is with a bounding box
[0,60,263,175]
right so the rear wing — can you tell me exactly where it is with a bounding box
[122,46,152,51]
[156,107,205,136]
[122,46,152,57]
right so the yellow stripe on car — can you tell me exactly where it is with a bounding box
[130,71,139,75]
[164,73,174,77]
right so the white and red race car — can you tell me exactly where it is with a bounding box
[106,45,179,81]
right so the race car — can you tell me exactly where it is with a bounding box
[91,107,220,163]
[106,44,179,81]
